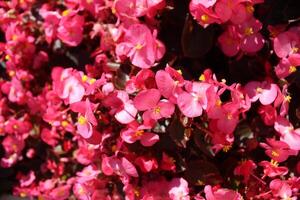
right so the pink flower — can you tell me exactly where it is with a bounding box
[269,179,296,200]
[116,23,165,68]
[103,90,137,124]
[40,10,61,44]
[57,11,84,46]
[71,99,98,139]
[73,183,92,200]
[155,66,184,103]
[234,160,257,183]
[260,138,298,162]
[48,185,71,200]
[101,155,138,177]
[121,122,159,146]
[244,81,278,105]
[275,54,300,79]
[2,135,25,155]
[133,88,175,120]
[177,82,212,117]
[274,117,300,151]
[168,178,190,200]
[214,0,247,24]
[135,156,158,173]
[52,67,85,104]
[19,171,36,187]
[273,29,300,58]
[258,105,277,126]
[237,17,264,53]
[259,161,288,178]
[204,185,243,200]
[189,1,221,27]
[41,128,60,147]
[218,26,241,57]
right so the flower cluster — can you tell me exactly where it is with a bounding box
[0,0,299,200]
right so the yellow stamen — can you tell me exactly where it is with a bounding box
[82,75,88,82]
[78,116,87,125]
[284,95,291,102]
[89,78,96,84]
[86,0,93,4]
[270,159,278,167]
[5,54,10,60]
[61,120,69,127]
[216,99,222,107]
[134,188,140,197]
[135,130,144,137]
[244,27,254,36]
[111,7,116,14]
[256,87,263,93]
[111,145,117,152]
[227,113,233,120]
[154,106,161,114]
[177,69,182,75]
[196,180,205,186]
[246,4,254,13]
[201,14,209,23]
[199,74,205,81]
[20,193,27,198]
[135,43,143,50]
[62,10,71,17]
[38,195,44,200]
[271,150,279,157]
[292,47,299,53]
[223,145,232,152]
[13,124,18,129]
[9,70,15,77]
[289,66,296,73]
[12,34,18,41]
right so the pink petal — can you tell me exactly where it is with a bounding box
[244,81,261,102]
[240,33,264,53]
[115,102,137,124]
[260,83,278,105]
[155,70,175,99]
[120,128,138,144]
[121,157,138,177]
[156,101,175,118]
[177,91,203,117]
[133,89,161,111]
[281,129,300,150]
[140,132,159,146]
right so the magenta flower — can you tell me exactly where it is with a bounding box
[135,156,158,173]
[259,161,288,178]
[101,155,138,177]
[260,138,298,162]
[273,29,300,58]
[275,54,300,79]
[168,178,190,200]
[116,23,165,68]
[52,67,85,104]
[218,25,241,57]
[133,88,175,120]
[120,122,159,146]
[57,11,84,46]
[71,99,98,139]
[237,17,264,53]
[204,185,243,200]
[244,81,278,105]
[214,0,247,24]
[234,160,257,183]
[177,82,211,118]
[189,1,221,27]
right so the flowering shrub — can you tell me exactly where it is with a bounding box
[0,0,300,199]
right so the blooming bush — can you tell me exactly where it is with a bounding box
[0,0,300,199]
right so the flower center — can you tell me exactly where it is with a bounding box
[289,66,296,73]
[270,159,278,167]
[256,87,263,93]
[271,150,279,157]
[201,14,209,23]
[78,116,87,125]
[223,145,232,152]
[135,43,143,50]
[154,106,161,114]
[61,120,69,127]
[135,130,144,137]
[244,27,254,36]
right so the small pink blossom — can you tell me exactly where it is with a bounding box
[121,122,159,146]
[168,178,190,200]
[204,185,243,200]
[116,23,165,68]
[244,81,278,105]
